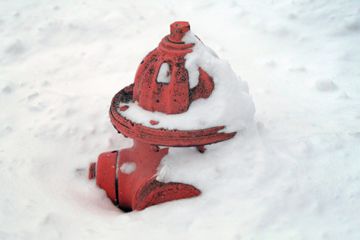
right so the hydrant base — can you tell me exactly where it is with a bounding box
[133,180,200,210]
[93,140,201,211]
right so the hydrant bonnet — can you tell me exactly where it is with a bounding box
[133,21,214,114]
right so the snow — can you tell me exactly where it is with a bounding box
[121,31,255,132]
[1,0,360,240]
[120,162,136,174]
[315,79,338,92]
[156,63,171,84]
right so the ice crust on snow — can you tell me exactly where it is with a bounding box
[121,31,255,132]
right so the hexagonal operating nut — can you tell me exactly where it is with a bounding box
[169,21,190,43]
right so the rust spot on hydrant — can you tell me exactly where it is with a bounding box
[89,21,236,212]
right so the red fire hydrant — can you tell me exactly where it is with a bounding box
[89,21,236,211]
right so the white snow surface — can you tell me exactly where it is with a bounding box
[121,30,255,131]
[1,1,360,240]
[156,62,171,84]
[119,162,136,174]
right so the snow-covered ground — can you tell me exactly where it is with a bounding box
[1,0,360,239]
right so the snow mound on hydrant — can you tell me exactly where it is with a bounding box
[154,32,257,186]
[122,31,255,132]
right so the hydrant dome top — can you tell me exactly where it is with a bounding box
[133,21,215,115]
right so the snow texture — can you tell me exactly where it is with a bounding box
[1,1,360,240]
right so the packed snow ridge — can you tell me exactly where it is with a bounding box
[121,31,255,132]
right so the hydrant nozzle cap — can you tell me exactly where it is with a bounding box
[169,21,190,43]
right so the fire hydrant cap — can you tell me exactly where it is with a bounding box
[169,21,190,43]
